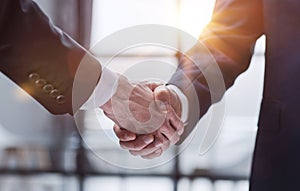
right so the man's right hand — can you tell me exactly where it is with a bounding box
[100,76,167,134]
[113,84,184,159]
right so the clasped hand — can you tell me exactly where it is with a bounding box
[101,75,184,159]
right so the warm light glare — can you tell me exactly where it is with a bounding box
[14,85,31,102]
[178,0,216,38]
[91,0,216,50]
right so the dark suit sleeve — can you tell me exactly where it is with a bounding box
[0,0,101,115]
[169,0,264,143]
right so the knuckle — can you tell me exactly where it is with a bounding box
[154,138,164,147]
[131,147,152,156]
[161,126,175,139]
[154,149,163,157]
[129,150,139,156]
[156,152,162,158]
[160,125,169,134]
[120,142,128,149]
[113,125,120,134]
[141,155,151,159]
[163,140,171,149]
[172,135,180,144]
[133,142,145,150]
[121,141,138,150]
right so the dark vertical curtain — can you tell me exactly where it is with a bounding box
[48,0,93,49]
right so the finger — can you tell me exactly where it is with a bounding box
[159,120,180,145]
[167,107,185,136]
[165,86,182,116]
[140,81,163,91]
[128,132,165,156]
[154,85,182,117]
[130,83,153,106]
[139,133,170,159]
[113,125,136,141]
[153,85,184,143]
[141,148,162,159]
[160,133,171,151]
[154,85,171,110]
[120,134,154,150]
[129,142,160,156]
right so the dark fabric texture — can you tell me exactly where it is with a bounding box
[169,0,300,190]
[0,0,99,115]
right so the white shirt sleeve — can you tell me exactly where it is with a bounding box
[167,85,189,125]
[81,69,189,125]
[81,68,118,110]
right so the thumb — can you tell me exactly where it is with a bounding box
[141,81,163,91]
[154,85,182,117]
[154,85,171,112]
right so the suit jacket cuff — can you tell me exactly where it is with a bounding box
[81,68,118,109]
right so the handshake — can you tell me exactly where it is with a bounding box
[99,75,185,159]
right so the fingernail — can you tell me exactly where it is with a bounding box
[155,149,162,154]
[178,128,184,136]
[144,136,154,144]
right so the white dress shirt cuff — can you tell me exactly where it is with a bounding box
[167,85,189,124]
[81,68,118,109]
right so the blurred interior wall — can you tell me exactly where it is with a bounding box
[34,0,93,48]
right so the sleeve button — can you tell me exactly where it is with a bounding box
[42,84,54,93]
[56,95,65,104]
[28,73,40,81]
[50,89,60,98]
[35,79,47,87]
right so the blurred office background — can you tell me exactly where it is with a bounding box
[0,0,265,190]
